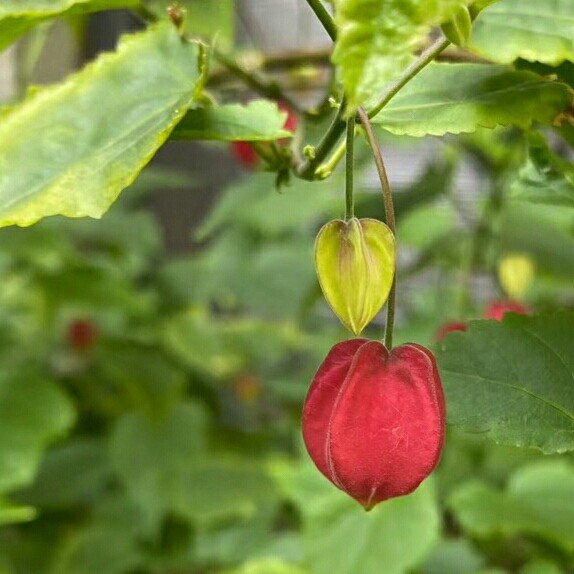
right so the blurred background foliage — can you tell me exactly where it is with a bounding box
[0,1,574,573]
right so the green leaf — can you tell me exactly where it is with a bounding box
[109,403,208,520]
[449,461,574,552]
[436,312,574,453]
[469,0,574,65]
[0,24,203,227]
[521,560,564,574]
[0,0,138,53]
[0,498,36,526]
[172,101,292,141]
[332,0,473,111]
[16,440,112,508]
[0,369,75,492]
[272,460,439,574]
[221,560,307,574]
[372,63,570,137]
[422,539,486,574]
[510,132,574,207]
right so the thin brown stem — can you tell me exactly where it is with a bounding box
[357,107,396,349]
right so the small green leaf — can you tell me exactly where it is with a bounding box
[0,369,75,492]
[332,0,473,111]
[172,101,292,141]
[469,0,574,65]
[510,132,574,208]
[372,63,570,137]
[441,4,472,46]
[437,312,574,453]
[221,560,307,574]
[315,217,395,334]
[449,461,574,552]
[0,498,36,526]
[0,24,203,227]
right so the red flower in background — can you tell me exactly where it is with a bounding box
[231,102,298,169]
[483,300,530,321]
[302,339,445,510]
[67,319,98,351]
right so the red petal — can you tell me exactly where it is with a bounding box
[302,339,368,482]
[327,341,445,508]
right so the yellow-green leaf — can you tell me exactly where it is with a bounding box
[315,217,395,335]
[0,23,203,227]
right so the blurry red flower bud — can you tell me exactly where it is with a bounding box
[483,300,530,322]
[67,319,98,351]
[302,339,445,510]
[435,321,467,342]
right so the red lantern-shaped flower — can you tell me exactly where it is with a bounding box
[483,300,530,322]
[302,339,445,510]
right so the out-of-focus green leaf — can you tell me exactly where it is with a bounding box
[221,560,307,574]
[373,64,570,136]
[16,440,110,508]
[0,24,203,227]
[398,203,456,248]
[422,539,486,574]
[521,560,564,574]
[0,498,36,526]
[196,173,338,240]
[0,369,75,492]
[0,0,138,53]
[469,0,574,65]
[109,403,207,519]
[172,101,292,141]
[510,132,574,207]
[449,461,574,552]
[332,0,473,111]
[437,312,574,453]
[272,460,439,574]
[151,0,234,48]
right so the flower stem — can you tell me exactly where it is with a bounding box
[345,116,355,220]
[296,99,347,180]
[305,0,337,41]
[357,107,396,349]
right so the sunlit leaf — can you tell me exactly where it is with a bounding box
[373,63,570,137]
[469,0,574,65]
[0,24,203,227]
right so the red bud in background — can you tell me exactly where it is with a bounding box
[483,300,530,322]
[302,339,445,510]
[435,321,467,342]
[231,103,298,169]
[67,319,98,351]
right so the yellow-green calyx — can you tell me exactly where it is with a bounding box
[315,217,396,335]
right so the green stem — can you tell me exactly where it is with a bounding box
[357,107,396,349]
[345,117,355,220]
[368,36,450,119]
[305,0,337,41]
[296,99,347,180]
[213,50,301,113]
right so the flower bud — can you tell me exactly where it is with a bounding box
[315,218,395,335]
[302,339,445,510]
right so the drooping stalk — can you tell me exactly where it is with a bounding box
[345,116,356,220]
[357,108,396,349]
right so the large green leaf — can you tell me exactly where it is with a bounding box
[372,63,570,136]
[0,0,138,52]
[437,312,574,453]
[510,132,574,207]
[469,0,574,65]
[172,101,292,141]
[272,460,439,574]
[332,0,472,111]
[0,369,75,492]
[0,24,203,227]
[449,461,574,552]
